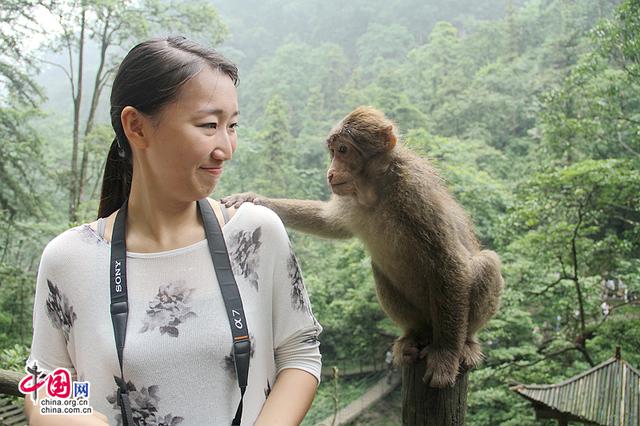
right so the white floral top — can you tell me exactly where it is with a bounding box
[26,203,322,425]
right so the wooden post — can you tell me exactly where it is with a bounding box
[402,363,469,425]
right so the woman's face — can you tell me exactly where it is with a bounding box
[142,67,239,202]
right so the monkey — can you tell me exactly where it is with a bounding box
[222,106,504,388]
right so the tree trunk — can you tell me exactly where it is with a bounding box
[68,9,86,223]
[402,363,468,425]
[79,9,112,207]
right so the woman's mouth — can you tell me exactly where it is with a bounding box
[200,166,223,176]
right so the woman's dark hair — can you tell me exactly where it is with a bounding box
[98,36,239,218]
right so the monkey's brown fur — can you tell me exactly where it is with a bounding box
[223,106,504,387]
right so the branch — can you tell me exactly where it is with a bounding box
[96,68,115,101]
[617,115,640,126]
[593,300,640,332]
[622,64,640,80]
[83,7,111,138]
[64,32,76,99]
[526,274,573,296]
[572,202,587,335]
[616,127,640,157]
[557,254,568,278]
[611,215,640,226]
[37,59,73,85]
[494,345,579,370]
[104,19,122,46]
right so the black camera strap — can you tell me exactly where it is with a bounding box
[110,199,250,426]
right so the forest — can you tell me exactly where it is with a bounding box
[1,0,639,424]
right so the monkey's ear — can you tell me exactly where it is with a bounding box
[385,126,397,151]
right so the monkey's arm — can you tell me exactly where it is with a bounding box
[222,192,353,239]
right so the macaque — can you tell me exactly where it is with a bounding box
[222,106,504,388]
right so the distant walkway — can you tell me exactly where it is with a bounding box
[315,372,401,426]
[321,364,379,378]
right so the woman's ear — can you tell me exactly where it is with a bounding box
[121,106,150,150]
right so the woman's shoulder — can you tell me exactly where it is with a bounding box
[41,222,107,266]
[227,202,286,234]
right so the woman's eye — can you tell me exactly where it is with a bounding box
[200,123,217,129]
[229,123,239,130]
[338,145,347,154]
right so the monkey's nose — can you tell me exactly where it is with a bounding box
[327,171,334,183]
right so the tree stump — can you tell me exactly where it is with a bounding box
[402,363,469,425]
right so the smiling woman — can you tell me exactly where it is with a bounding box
[122,66,239,209]
[23,37,322,426]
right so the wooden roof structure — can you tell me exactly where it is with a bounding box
[511,348,639,426]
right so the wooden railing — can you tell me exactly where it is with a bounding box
[0,370,22,398]
[0,369,27,426]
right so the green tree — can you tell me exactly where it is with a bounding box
[355,23,415,73]
[248,95,316,199]
[406,22,472,137]
[301,240,396,363]
[540,0,640,163]
[241,41,350,132]
[0,0,54,349]
[502,159,640,367]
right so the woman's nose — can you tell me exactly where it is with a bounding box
[212,132,234,160]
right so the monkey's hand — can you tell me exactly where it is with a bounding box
[393,335,426,365]
[460,339,484,369]
[221,192,270,209]
[422,346,460,388]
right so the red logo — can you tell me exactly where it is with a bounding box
[19,366,72,399]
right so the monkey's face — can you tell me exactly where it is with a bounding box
[326,136,362,197]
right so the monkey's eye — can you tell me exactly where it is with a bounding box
[338,145,348,154]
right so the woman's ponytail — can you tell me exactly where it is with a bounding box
[97,137,132,218]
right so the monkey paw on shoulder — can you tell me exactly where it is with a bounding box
[221,192,266,209]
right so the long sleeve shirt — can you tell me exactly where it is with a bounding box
[26,202,322,425]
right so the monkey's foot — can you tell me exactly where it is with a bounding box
[393,335,426,365]
[422,347,460,388]
[221,192,261,209]
[460,340,484,369]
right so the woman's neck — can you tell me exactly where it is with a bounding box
[125,183,205,253]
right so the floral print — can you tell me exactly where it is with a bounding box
[228,227,262,290]
[77,225,108,246]
[45,280,77,343]
[107,381,184,426]
[264,380,271,399]
[139,282,197,338]
[287,250,307,312]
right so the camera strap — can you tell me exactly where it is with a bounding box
[110,199,250,426]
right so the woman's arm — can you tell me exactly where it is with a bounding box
[254,368,318,426]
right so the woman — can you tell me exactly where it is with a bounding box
[24,37,322,425]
